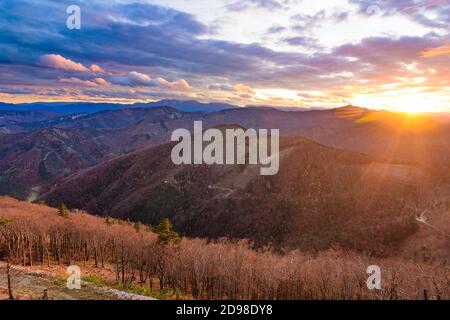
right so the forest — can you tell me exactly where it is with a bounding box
[0,197,448,300]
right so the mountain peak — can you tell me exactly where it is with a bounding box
[335,105,367,111]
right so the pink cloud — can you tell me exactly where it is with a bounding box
[109,71,191,90]
[155,77,191,90]
[170,79,191,91]
[92,77,109,85]
[59,77,109,87]
[39,54,106,74]
[39,54,89,72]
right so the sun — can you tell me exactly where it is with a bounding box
[392,94,433,114]
[350,89,449,114]
[398,104,423,114]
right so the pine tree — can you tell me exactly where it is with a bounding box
[155,218,180,245]
[57,203,69,218]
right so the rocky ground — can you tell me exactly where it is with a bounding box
[0,263,155,300]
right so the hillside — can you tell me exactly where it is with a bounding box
[4,105,449,161]
[0,107,206,198]
[1,105,449,207]
[0,127,116,198]
[0,110,57,127]
[42,133,450,256]
[1,197,449,300]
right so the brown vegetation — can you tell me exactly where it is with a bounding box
[0,197,448,300]
[43,135,446,256]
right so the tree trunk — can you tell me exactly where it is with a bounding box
[6,259,14,300]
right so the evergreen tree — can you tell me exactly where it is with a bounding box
[155,218,180,245]
[57,203,69,218]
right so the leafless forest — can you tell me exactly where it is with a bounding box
[0,197,448,300]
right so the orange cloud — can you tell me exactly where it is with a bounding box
[420,45,450,58]
[90,64,105,73]
[0,92,12,99]
[233,83,254,94]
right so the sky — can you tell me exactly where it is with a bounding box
[0,0,449,112]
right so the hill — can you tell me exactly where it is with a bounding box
[0,127,114,198]
[0,110,57,127]
[1,106,449,201]
[6,105,448,163]
[42,133,449,256]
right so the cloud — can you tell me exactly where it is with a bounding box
[208,83,255,98]
[334,35,438,65]
[266,25,286,34]
[0,87,36,94]
[90,64,105,73]
[290,10,326,32]
[114,2,206,34]
[109,71,190,90]
[233,83,255,94]
[0,92,12,99]
[2,2,302,76]
[349,0,450,30]
[39,54,105,74]
[110,71,152,86]
[0,0,449,108]
[39,54,89,72]
[208,84,233,91]
[59,77,109,87]
[282,36,320,48]
[226,0,285,12]
[156,78,191,91]
[420,45,450,57]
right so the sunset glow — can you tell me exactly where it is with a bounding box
[0,0,449,113]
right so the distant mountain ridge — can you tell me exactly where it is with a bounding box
[0,99,238,115]
[0,104,449,201]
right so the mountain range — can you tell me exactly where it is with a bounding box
[0,100,237,115]
[0,100,449,254]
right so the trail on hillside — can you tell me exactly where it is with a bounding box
[0,263,155,300]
